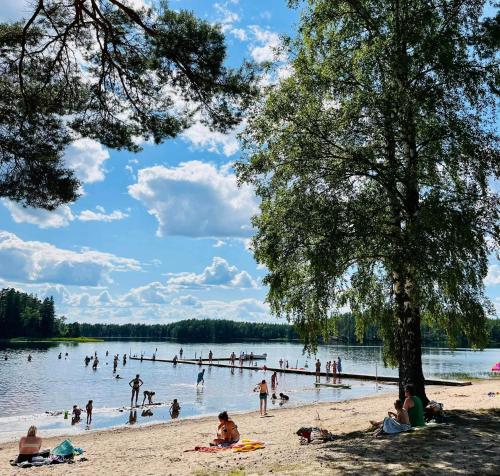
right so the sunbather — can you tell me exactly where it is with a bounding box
[17,426,47,463]
[211,411,240,446]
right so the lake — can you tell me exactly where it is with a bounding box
[0,341,498,442]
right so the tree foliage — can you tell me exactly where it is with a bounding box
[0,0,254,209]
[238,0,499,401]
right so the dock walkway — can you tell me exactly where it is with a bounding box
[129,356,471,386]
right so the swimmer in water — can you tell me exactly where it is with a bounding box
[115,374,123,379]
[27,354,32,362]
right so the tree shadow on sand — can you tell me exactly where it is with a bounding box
[317,409,500,475]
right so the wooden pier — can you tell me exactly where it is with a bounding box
[129,356,471,386]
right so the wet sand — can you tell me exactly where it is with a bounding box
[1,379,499,475]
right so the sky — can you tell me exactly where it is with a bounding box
[0,0,498,326]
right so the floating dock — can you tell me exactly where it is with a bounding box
[129,356,471,386]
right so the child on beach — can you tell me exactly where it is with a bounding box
[371,399,411,436]
[86,400,93,425]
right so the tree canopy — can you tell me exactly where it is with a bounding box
[0,0,254,209]
[238,0,499,402]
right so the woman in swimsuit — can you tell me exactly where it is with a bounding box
[129,374,143,406]
[17,426,47,463]
[258,379,269,416]
[212,411,240,446]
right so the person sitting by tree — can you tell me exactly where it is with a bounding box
[403,384,425,427]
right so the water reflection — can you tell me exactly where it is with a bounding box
[128,410,137,425]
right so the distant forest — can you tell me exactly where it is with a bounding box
[1,288,499,346]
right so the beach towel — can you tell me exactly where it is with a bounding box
[185,439,265,453]
[51,439,84,457]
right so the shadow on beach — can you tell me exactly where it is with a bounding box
[316,409,500,475]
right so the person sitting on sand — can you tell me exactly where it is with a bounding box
[371,399,411,436]
[403,384,425,427]
[142,390,155,406]
[279,392,289,401]
[86,400,93,425]
[211,411,240,446]
[17,426,47,463]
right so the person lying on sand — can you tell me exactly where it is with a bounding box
[211,411,240,447]
[371,399,411,436]
[142,390,155,406]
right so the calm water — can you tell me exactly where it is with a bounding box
[0,341,498,442]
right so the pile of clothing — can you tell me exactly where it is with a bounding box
[296,427,335,444]
[424,401,446,423]
[10,439,84,468]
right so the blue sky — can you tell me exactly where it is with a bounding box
[0,1,498,325]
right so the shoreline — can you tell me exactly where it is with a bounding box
[1,379,499,475]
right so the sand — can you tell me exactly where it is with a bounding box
[1,379,499,475]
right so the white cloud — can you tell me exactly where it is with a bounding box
[485,265,500,285]
[213,240,227,248]
[64,138,110,184]
[77,207,129,222]
[2,200,74,228]
[230,28,247,41]
[248,25,284,63]
[214,2,240,32]
[181,119,242,156]
[172,295,202,307]
[128,161,258,238]
[122,282,172,305]
[0,231,140,286]
[167,256,257,289]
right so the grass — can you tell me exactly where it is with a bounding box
[6,337,104,343]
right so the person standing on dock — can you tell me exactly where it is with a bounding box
[326,361,330,377]
[279,358,283,369]
[332,359,337,378]
[208,350,213,364]
[230,352,236,366]
[197,369,205,386]
[337,356,342,374]
[315,359,321,382]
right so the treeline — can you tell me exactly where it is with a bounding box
[0,288,81,339]
[79,319,299,342]
[2,286,499,346]
[0,288,57,338]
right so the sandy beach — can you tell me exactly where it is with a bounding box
[1,379,499,475]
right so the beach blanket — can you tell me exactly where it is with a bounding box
[382,417,412,434]
[10,455,66,468]
[185,439,265,453]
